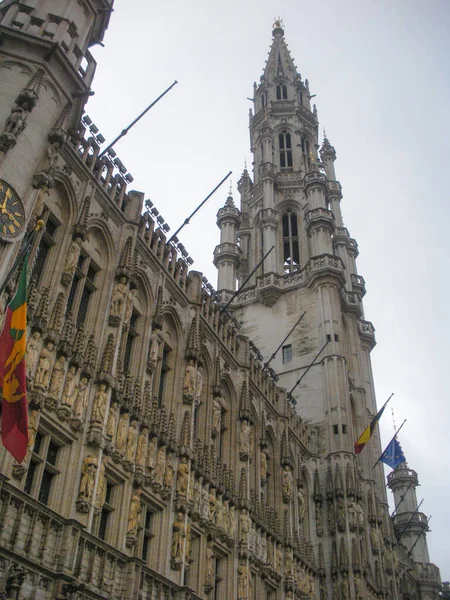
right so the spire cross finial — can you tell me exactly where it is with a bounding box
[244,157,247,170]
[228,180,233,197]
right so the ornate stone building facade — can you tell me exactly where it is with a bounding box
[0,3,443,600]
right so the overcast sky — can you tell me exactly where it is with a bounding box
[87,0,450,577]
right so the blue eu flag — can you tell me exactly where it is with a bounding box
[380,438,406,470]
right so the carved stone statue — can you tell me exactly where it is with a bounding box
[63,237,82,277]
[260,450,268,481]
[127,488,142,535]
[26,331,41,378]
[110,276,128,318]
[77,455,98,506]
[4,103,28,136]
[135,427,149,467]
[171,512,186,565]
[124,288,137,326]
[91,384,108,425]
[148,328,161,363]
[115,411,130,452]
[48,355,67,397]
[201,485,209,519]
[125,419,139,462]
[27,409,39,455]
[94,457,108,512]
[356,501,365,529]
[205,543,215,587]
[336,498,346,532]
[239,511,250,544]
[106,401,118,439]
[153,446,166,486]
[147,436,158,472]
[183,359,197,399]
[164,454,174,488]
[348,500,358,530]
[177,457,189,495]
[282,465,293,502]
[298,483,306,522]
[212,397,222,435]
[73,377,89,419]
[34,342,55,389]
[195,368,203,403]
[38,139,61,174]
[238,563,250,600]
[216,495,223,529]
[240,420,251,455]
[209,489,217,524]
[229,505,236,538]
[61,366,77,406]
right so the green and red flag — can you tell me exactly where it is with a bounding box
[354,394,393,455]
[0,256,28,463]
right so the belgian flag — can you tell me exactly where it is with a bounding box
[354,394,392,455]
[0,256,28,463]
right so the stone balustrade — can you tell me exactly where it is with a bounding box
[0,478,202,600]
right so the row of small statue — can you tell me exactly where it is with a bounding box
[26,332,90,415]
[190,482,237,537]
[327,497,365,534]
[76,453,144,538]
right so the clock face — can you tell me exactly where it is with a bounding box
[0,179,26,241]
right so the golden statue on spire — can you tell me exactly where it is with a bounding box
[273,17,284,30]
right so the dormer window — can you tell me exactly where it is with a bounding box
[276,85,287,100]
[279,131,293,169]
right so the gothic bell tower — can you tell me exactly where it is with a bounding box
[218,20,380,469]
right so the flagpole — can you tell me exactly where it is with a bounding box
[263,311,306,372]
[373,418,407,469]
[168,171,232,244]
[98,81,178,159]
[219,245,274,314]
[0,220,44,297]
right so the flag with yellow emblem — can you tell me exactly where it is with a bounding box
[0,255,28,463]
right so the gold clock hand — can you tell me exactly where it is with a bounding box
[4,209,20,226]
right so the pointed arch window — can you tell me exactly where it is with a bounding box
[282,210,300,272]
[279,131,293,169]
[65,253,99,327]
[301,136,311,170]
[276,84,288,100]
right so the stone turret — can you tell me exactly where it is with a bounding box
[388,462,442,598]
[214,189,241,293]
